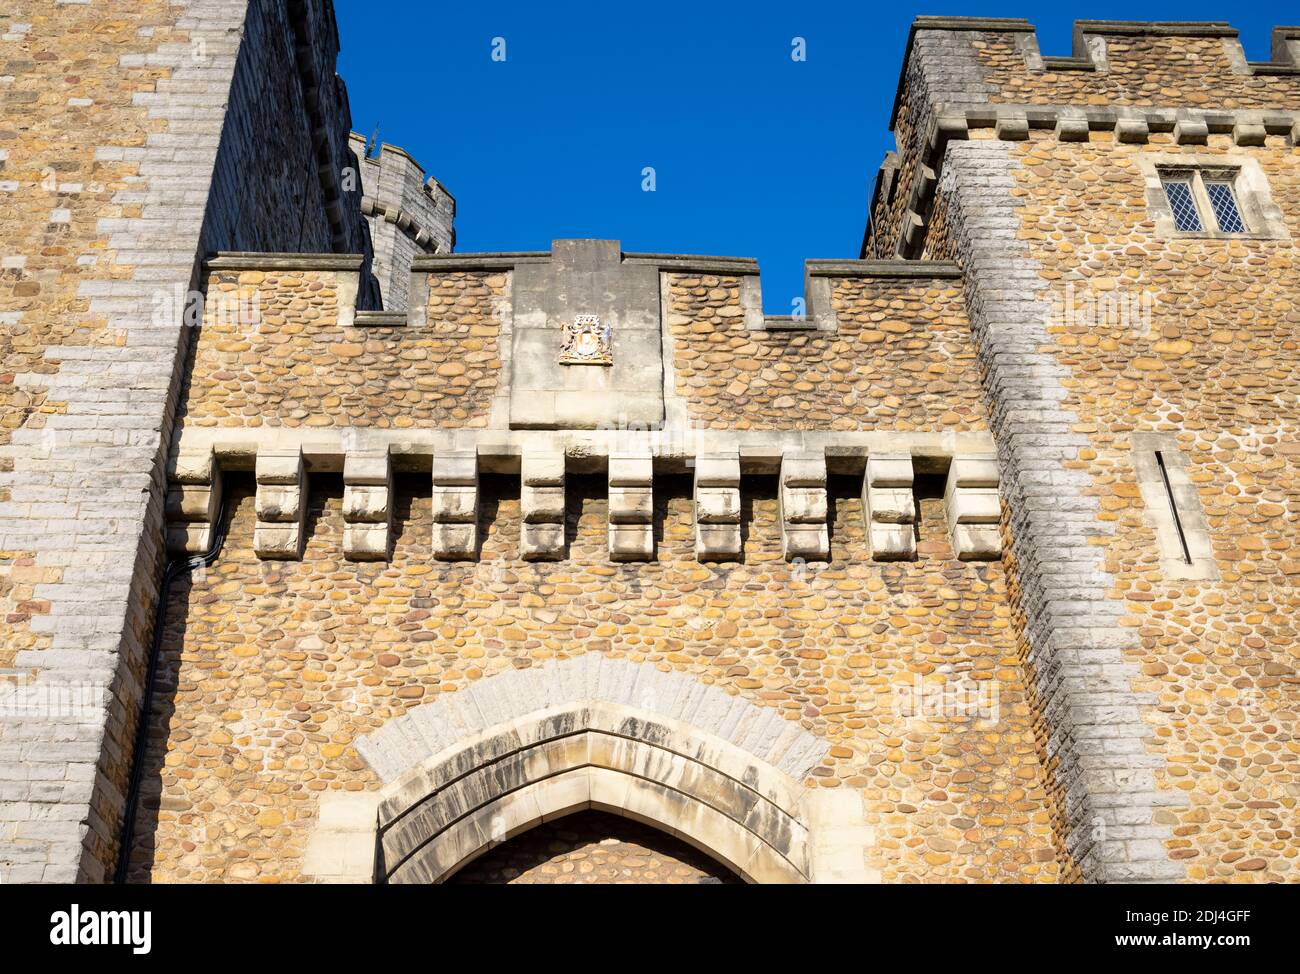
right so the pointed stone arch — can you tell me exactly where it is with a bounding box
[304,655,877,884]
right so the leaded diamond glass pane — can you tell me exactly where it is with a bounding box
[1162,180,1203,232]
[1204,181,1246,233]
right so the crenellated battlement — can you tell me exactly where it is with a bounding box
[168,242,993,562]
[865,17,1300,259]
[179,243,979,439]
[348,135,457,311]
[893,18,1300,123]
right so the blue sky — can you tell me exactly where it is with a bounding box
[336,1,1286,312]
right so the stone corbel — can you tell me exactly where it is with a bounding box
[521,452,565,560]
[944,454,1002,561]
[343,451,392,561]
[694,452,742,561]
[432,452,478,561]
[778,451,828,562]
[165,446,222,556]
[254,447,306,560]
[863,453,915,561]
[608,454,653,562]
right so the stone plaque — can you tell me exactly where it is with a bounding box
[559,314,612,365]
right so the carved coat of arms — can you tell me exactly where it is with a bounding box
[559,314,612,365]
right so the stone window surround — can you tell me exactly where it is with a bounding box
[1130,432,1219,582]
[1138,153,1290,241]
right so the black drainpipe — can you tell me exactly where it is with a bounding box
[114,493,230,884]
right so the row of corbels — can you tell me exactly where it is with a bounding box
[166,448,1004,564]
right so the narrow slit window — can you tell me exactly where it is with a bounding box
[1154,450,1193,566]
[1204,180,1246,233]
[1161,178,1203,232]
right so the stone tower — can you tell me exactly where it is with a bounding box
[347,134,456,310]
[1,11,1297,886]
[0,0,378,883]
[864,18,1300,882]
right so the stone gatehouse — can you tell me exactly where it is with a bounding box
[1,5,1297,884]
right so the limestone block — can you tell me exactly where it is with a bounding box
[609,525,653,562]
[944,453,1003,561]
[343,451,391,485]
[343,485,390,523]
[946,487,1001,524]
[433,452,478,561]
[1055,115,1090,142]
[607,453,653,561]
[952,524,1002,562]
[255,448,305,560]
[696,489,740,524]
[344,524,391,561]
[1115,118,1150,143]
[696,524,741,561]
[1173,119,1209,145]
[693,451,742,560]
[1233,121,1267,146]
[779,451,828,561]
[344,451,393,561]
[947,454,999,488]
[433,524,477,561]
[166,447,222,556]
[995,110,1029,140]
[255,484,302,522]
[166,522,211,556]
[609,486,653,523]
[255,447,304,485]
[783,490,827,524]
[866,487,914,524]
[864,453,915,562]
[171,446,216,485]
[522,452,564,487]
[608,453,653,487]
[522,453,565,560]
[522,484,565,523]
[868,524,914,561]
[166,483,217,522]
[254,524,304,560]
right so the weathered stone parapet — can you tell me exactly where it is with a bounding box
[863,453,916,561]
[431,452,478,561]
[342,451,392,561]
[521,452,565,560]
[607,454,653,561]
[253,447,307,560]
[778,451,829,562]
[694,452,742,561]
[944,454,1003,561]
